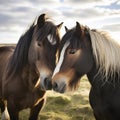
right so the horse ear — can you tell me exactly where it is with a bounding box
[75,22,82,37]
[57,22,63,29]
[65,26,69,32]
[37,14,46,28]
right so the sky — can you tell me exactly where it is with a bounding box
[0,0,120,43]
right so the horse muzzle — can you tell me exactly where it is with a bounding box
[52,77,67,93]
[43,77,52,90]
[40,76,52,90]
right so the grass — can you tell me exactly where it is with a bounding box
[39,76,94,120]
[21,76,94,120]
[0,44,16,46]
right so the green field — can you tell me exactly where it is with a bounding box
[18,76,94,120]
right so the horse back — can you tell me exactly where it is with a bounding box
[0,45,15,98]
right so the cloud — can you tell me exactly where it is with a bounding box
[63,0,117,8]
[0,0,61,27]
[0,0,120,43]
[102,23,120,32]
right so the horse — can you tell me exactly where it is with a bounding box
[52,22,120,120]
[0,13,62,120]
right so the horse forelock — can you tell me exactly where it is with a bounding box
[60,28,75,49]
[64,27,86,50]
[89,29,120,79]
[34,21,60,46]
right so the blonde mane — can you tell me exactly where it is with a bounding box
[89,29,120,79]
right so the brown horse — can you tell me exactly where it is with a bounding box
[52,22,120,120]
[0,14,62,120]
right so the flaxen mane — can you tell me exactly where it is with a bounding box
[89,29,120,79]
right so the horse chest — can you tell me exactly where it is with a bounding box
[14,89,45,110]
[28,90,45,104]
[89,85,120,120]
[5,77,45,109]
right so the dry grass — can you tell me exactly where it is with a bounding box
[0,44,16,47]
[39,76,94,120]
[0,76,95,120]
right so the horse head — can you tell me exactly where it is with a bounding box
[28,14,63,90]
[52,22,94,93]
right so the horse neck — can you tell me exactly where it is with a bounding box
[87,64,120,88]
[87,68,96,82]
[21,64,40,91]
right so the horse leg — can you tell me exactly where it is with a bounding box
[1,100,10,120]
[29,98,45,120]
[7,101,19,120]
[0,99,5,112]
[7,107,19,120]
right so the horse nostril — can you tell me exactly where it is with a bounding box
[44,78,49,86]
[44,78,52,90]
[53,82,58,90]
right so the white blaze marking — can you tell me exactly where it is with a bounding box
[52,41,70,77]
[47,34,56,45]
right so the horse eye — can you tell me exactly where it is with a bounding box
[38,42,42,47]
[69,49,76,54]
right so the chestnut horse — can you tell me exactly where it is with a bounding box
[52,22,120,120]
[0,14,62,120]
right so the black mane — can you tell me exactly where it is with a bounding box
[8,23,35,76]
